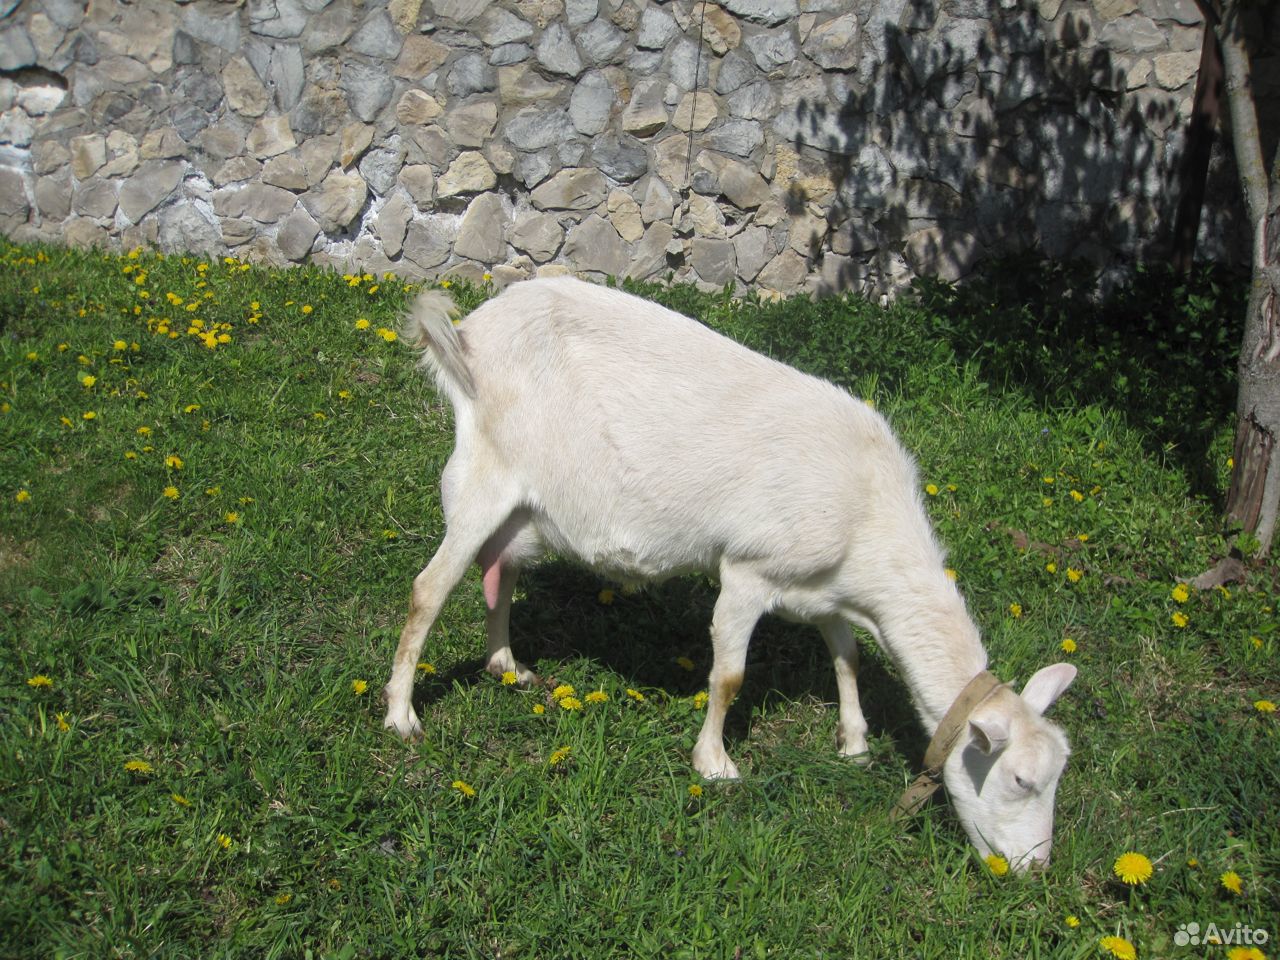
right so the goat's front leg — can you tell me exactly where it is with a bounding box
[819,618,870,762]
[692,565,766,781]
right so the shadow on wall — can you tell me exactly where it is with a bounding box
[781,0,1252,298]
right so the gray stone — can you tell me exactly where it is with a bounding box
[607,189,644,242]
[904,226,979,282]
[448,52,497,96]
[803,14,859,70]
[395,35,451,79]
[721,0,798,25]
[141,128,188,161]
[349,11,404,60]
[757,249,808,290]
[397,89,444,125]
[402,217,454,269]
[375,192,413,257]
[342,62,396,122]
[301,169,368,232]
[217,156,264,186]
[727,81,774,120]
[622,78,668,136]
[691,237,737,285]
[531,168,607,211]
[511,211,563,262]
[563,215,630,276]
[119,160,185,222]
[498,63,564,103]
[504,106,575,151]
[246,115,298,158]
[63,218,110,249]
[566,0,599,27]
[590,134,649,182]
[478,8,533,45]
[745,29,799,71]
[699,154,771,209]
[432,0,487,22]
[182,8,240,51]
[636,7,679,49]
[224,55,270,117]
[303,4,356,53]
[578,18,627,64]
[454,192,507,263]
[536,22,583,77]
[489,43,532,66]
[515,152,555,189]
[400,164,436,209]
[570,71,615,135]
[639,176,675,223]
[34,171,71,221]
[628,220,674,278]
[70,133,107,179]
[733,225,773,280]
[72,178,118,220]
[667,40,711,90]
[250,0,309,39]
[276,205,321,260]
[714,51,760,95]
[214,182,299,223]
[359,144,407,195]
[437,151,496,197]
[171,103,212,141]
[158,201,222,254]
[707,118,763,157]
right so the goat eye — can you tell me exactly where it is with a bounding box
[1014,775,1033,792]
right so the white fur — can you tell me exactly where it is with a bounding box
[384,277,1076,870]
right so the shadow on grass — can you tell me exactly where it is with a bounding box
[409,560,927,763]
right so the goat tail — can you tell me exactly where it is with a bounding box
[401,289,477,400]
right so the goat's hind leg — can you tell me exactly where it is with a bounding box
[383,476,521,741]
[819,618,870,763]
[478,514,541,686]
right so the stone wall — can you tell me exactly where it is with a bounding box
[0,0,1246,295]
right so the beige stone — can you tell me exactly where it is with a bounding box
[437,152,497,197]
[389,0,425,33]
[396,89,443,125]
[672,92,719,133]
[246,116,297,159]
[224,56,269,118]
[70,134,106,180]
[607,189,644,242]
[395,35,450,79]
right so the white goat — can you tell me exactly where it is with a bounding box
[383,277,1076,870]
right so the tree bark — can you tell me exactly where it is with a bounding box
[1217,6,1280,554]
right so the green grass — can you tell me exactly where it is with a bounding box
[1,243,1275,959]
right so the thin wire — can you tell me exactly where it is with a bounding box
[682,1,710,197]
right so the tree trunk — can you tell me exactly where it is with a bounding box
[1171,22,1223,273]
[1216,6,1280,555]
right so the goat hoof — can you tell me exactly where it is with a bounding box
[383,708,424,742]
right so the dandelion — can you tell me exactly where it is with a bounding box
[676,656,695,671]
[184,404,201,414]
[1226,948,1266,960]
[1009,602,1023,618]
[944,568,957,581]
[55,713,70,732]
[552,684,576,702]
[301,304,313,315]
[692,691,709,710]
[216,833,233,849]
[559,696,584,712]
[170,792,191,807]
[382,528,398,540]
[1061,638,1077,654]
[136,425,151,435]
[549,746,572,766]
[224,512,240,525]
[1113,851,1153,886]
[124,759,154,774]
[351,679,368,695]
[82,410,96,420]
[626,688,646,702]
[586,690,608,704]
[1065,915,1080,929]
[355,318,370,330]
[1253,699,1276,713]
[1187,858,1199,868]
[597,588,615,604]
[1171,583,1190,603]
[327,878,342,891]
[124,451,137,460]
[1066,568,1083,583]
[984,854,1010,876]
[1220,870,1243,895]
[376,328,398,343]
[451,780,476,799]
[81,374,96,388]
[1045,561,1058,574]
[1171,611,1189,629]
[501,671,518,686]
[113,340,127,351]
[1070,489,1084,502]
[925,483,939,496]
[1098,935,1136,960]
[417,662,436,675]
[532,704,545,715]
[27,674,53,688]
[688,784,703,798]
[16,489,30,504]
[26,351,39,361]
[274,893,292,906]
[165,454,184,470]
[163,486,179,500]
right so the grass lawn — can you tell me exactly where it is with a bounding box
[0,243,1275,959]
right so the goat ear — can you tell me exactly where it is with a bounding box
[969,712,1010,755]
[1020,663,1077,715]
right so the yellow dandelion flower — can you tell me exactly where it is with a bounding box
[327,878,342,891]
[532,704,545,715]
[1042,476,1055,485]
[1070,489,1084,502]
[549,745,572,765]
[1076,533,1089,542]
[559,696,583,712]
[26,351,39,361]
[501,670,518,686]
[1226,947,1266,960]
[216,833,233,849]
[82,410,96,420]
[688,784,703,798]
[171,792,191,807]
[81,374,96,388]
[27,674,53,688]
[1187,857,1199,868]
[113,340,127,351]
[417,662,436,674]
[451,780,476,799]
[1113,851,1153,886]
[136,425,151,435]
[597,588,615,604]
[224,512,240,525]
[351,679,368,695]
[184,404,201,414]
[1254,699,1276,713]
[165,454,184,470]
[552,684,576,701]
[301,304,313,315]
[274,893,292,906]
[1061,638,1077,654]
[1220,870,1243,895]
[692,691,709,710]
[925,483,939,496]
[124,759,154,774]
[163,486,179,500]
[124,451,137,460]
[355,318,370,330]
[1171,583,1190,603]
[1171,611,1189,629]
[626,688,646,702]
[1066,568,1083,583]
[944,567,957,580]
[377,328,398,342]
[1045,561,1058,574]
[1065,915,1080,929]
[1098,935,1136,960]
[585,690,609,704]
[55,712,70,732]
[984,854,1010,876]
[1009,602,1023,618]
[16,489,30,503]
